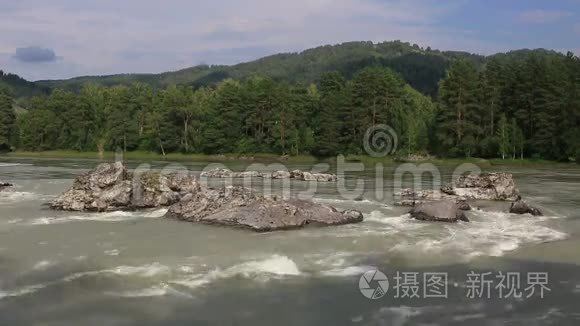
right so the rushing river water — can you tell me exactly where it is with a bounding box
[1,158,580,325]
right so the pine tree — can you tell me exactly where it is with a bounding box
[0,86,15,150]
[312,72,345,156]
[436,60,481,156]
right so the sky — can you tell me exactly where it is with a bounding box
[0,0,579,81]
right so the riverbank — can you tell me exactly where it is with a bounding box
[2,150,319,164]
[1,150,575,167]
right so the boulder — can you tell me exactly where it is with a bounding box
[166,186,363,232]
[410,201,469,223]
[271,170,291,179]
[0,181,13,192]
[131,172,199,209]
[51,162,199,212]
[452,172,519,201]
[396,172,518,209]
[290,170,337,182]
[509,197,543,216]
[396,189,471,210]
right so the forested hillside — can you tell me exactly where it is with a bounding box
[37,41,484,96]
[0,70,49,100]
[1,41,579,161]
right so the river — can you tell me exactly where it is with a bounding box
[1,158,579,325]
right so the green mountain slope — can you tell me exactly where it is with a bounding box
[37,41,485,96]
[0,70,49,99]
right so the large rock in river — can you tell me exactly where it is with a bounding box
[396,172,519,208]
[396,188,471,210]
[50,162,198,211]
[410,201,469,223]
[166,186,363,232]
[290,170,338,182]
[51,162,363,231]
[452,172,519,201]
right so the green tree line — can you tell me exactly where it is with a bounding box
[1,50,579,161]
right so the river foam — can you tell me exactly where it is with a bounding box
[0,191,38,204]
[24,209,168,225]
[171,255,301,290]
[384,209,568,260]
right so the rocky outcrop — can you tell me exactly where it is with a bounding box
[290,170,338,182]
[410,201,469,223]
[396,188,471,211]
[50,162,198,212]
[510,197,543,216]
[0,181,13,192]
[201,168,338,182]
[51,162,362,231]
[397,172,519,209]
[452,172,519,201]
[166,186,363,232]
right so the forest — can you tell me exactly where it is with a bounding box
[1,43,579,162]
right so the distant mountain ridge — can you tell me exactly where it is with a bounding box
[4,40,569,98]
[36,41,487,96]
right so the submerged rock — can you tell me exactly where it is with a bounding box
[410,201,469,223]
[509,197,543,216]
[51,162,198,212]
[0,181,13,192]
[166,186,363,232]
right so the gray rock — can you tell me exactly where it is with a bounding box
[200,168,234,178]
[0,181,13,192]
[290,170,337,182]
[396,189,471,210]
[271,170,291,179]
[453,172,519,201]
[166,186,363,232]
[234,171,264,178]
[509,197,543,216]
[201,168,338,182]
[51,162,363,231]
[51,162,199,212]
[396,172,519,209]
[410,201,469,223]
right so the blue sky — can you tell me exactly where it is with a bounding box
[0,0,578,80]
